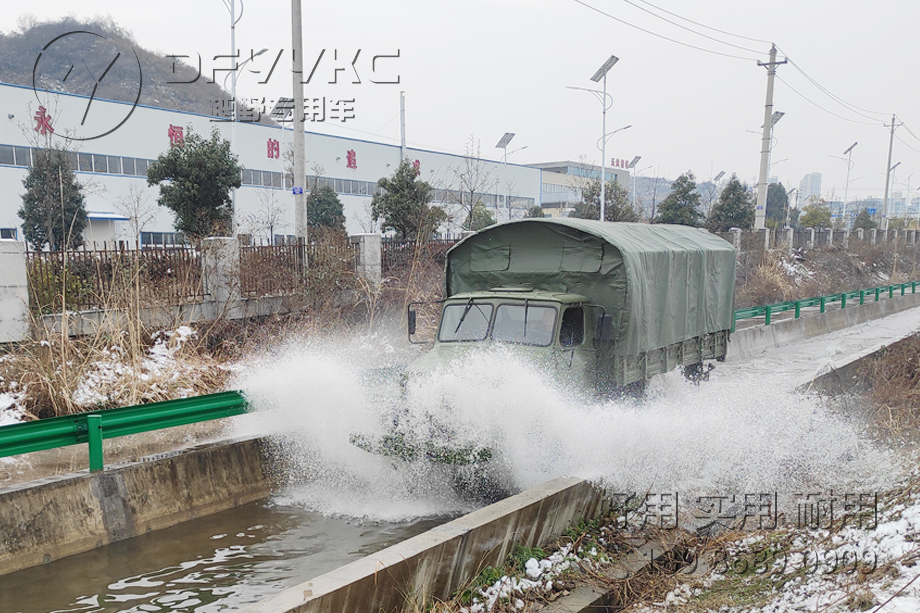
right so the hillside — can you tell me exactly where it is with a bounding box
[0,16,272,122]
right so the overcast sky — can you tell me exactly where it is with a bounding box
[6,1,920,203]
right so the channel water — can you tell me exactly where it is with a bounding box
[0,498,448,613]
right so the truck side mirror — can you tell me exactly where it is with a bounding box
[595,314,612,341]
[408,309,417,336]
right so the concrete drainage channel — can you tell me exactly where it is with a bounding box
[1,433,654,612]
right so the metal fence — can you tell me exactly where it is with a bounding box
[26,245,203,313]
[381,237,458,276]
[238,240,360,298]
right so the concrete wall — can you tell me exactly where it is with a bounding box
[0,435,272,575]
[240,477,605,613]
[0,240,29,343]
[728,292,920,361]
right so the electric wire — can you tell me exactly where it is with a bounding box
[568,0,760,61]
[894,133,920,155]
[633,0,772,45]
[614,0,763,55]
[776,52,892,121]
[775,75,882,127]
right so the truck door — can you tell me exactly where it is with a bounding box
[556,306,595,388]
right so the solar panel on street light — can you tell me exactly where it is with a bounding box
[590,55,619,82]
[496,133,515,149]
[844,142,858,155]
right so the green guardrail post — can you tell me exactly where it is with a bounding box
[901,284,906,296]
[889,285,894,299]
[860,290,865,305]
[875,288,880,301]
[87,414,104,472]
[819,297,826,313]
[764,306,771,326]
[794,301,800,318]
[841,293,846,309]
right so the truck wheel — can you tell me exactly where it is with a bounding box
[682,362,714,384]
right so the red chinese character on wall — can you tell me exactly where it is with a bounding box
[267,138,280,159]
[168,124,184,147]
[33,106,54,135]
[346,149,357,169]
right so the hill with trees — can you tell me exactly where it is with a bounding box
[0,15,270,121]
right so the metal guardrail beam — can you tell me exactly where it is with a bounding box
[732,281,918,331]
[0,390,247,471]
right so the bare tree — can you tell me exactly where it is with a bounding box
[443,136,498,231]
[114,182,158,243]
[239,189,289,243]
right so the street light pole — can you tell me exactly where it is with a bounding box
[589,55,619,222]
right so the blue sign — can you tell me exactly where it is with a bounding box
[293,186,303,195]
[867,208,876,214]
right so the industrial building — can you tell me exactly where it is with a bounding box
[0,82,542,246]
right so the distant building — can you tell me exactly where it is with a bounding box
[799,172,823,201]
[528,161,630,218]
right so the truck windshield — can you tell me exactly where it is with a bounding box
[438,302,493,341]
[492,304,556,346]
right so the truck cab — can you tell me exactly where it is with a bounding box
[409,289,612,393]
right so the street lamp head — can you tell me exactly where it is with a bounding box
[714,170,725,182]
[770,111,785,126]
[844,142,858,155]
[254,48,269,58]
[496,133,515,149]
[629,155,642,169]
[590,55,619,82]
[890,161,901,172]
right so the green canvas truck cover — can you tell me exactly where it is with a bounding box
[445,218,736,356]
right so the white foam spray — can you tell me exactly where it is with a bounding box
[234,333,901,522]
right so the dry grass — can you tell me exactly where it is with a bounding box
[734,239,920,309]
[860,333,920,442]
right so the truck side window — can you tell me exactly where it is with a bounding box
[560,307,584,347]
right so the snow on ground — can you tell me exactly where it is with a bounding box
[636,488,920,613]
[72,325,200,406]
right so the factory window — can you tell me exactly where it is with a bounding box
[13,146,31,166]
[0,145,13,165]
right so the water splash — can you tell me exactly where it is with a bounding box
[235,334,899,522]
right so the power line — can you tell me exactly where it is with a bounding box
[901,121,920,145]
[633,0,772,45]
[568,0,760,61]
[894,133,920,155]
[614,0,763,55]
[775,75,882,126]
[775,49,891,120]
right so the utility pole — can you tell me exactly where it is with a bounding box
[291,0,308,243]
[400,91,407,161]
[881,114,901,231]
[755,45,786,230]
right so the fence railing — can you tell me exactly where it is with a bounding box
[239,242,307,297]
[26,245,204,313]
[381,237,458,276]
[733,281,919,330]
[0,391,248,471]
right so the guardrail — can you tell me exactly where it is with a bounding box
[733,281,919,331]
[0,391,247,472]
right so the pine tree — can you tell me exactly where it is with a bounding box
[706,175,755,232]
[146,127,242,240]
[371,159,445,240]
[653,172,703,227]
[852,208,877,231]
[18,146,87,250]
[307,185,345,231]
[569,177,640,222]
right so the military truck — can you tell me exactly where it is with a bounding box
[351,219,736,472]
[409,218,736,391]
